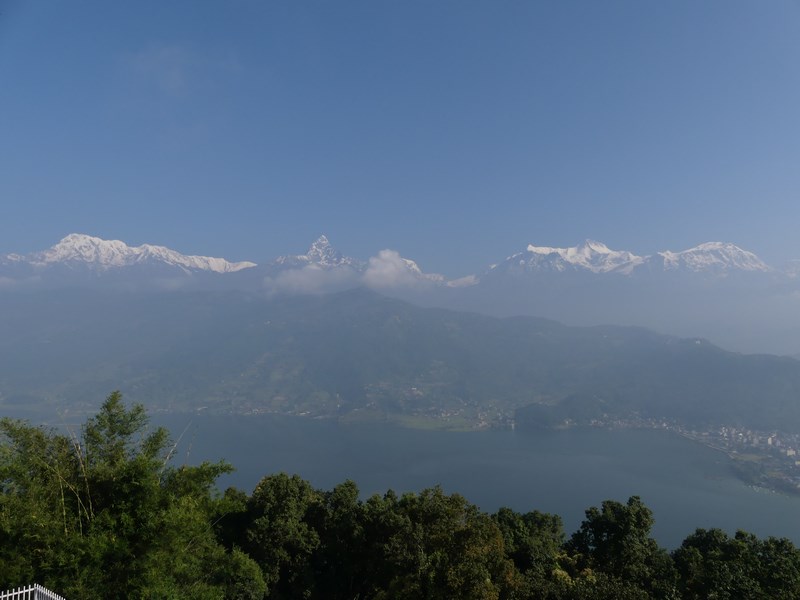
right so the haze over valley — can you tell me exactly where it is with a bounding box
[4,234,800,472]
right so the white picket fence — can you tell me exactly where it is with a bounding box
[0,585,66,600]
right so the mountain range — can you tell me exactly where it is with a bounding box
[0,233,798,286]
[3,234,800,432]
[2,233,800,355]
[0,233,785,282]
[486,240,772,277]
[2,287,800,432]
[1,233,255,275]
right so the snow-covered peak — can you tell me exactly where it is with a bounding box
[399,256,446,283]
[31,234,256,273]
[306,235,343,265]
[484,238,774,279]
[500,239,645,274]
[656,242,772,273]
[273,235,364,270]
[40,234,130,265]
[527,239,611,256]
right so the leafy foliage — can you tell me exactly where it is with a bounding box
[3,394,800,598]
[0,392,257,599]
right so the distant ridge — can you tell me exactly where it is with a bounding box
[0,233,785,282]
[490,239,646,275]
[487,240,772,278]
[1,232,799,358]
[7,233,257,274]
[655,242,771,273]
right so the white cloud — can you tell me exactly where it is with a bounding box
[363,249,425,289]
[263,265,360,295]
[260,250,449,296]
[447,274,479,288]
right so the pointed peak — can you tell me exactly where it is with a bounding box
[307,235,333,257]
[272,235,364,270]
[307,234,340,261]
[311,234,330,248]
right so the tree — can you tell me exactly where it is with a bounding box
[243,472,322,598]
[567,496,677,599]
[308,480,369,599]
[0,392,258,599]
[494,506,565,597]
[383,487,519,600]
[673,528,800,600]
[0,416,80,588]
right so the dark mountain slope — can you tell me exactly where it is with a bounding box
[0,288,798,430]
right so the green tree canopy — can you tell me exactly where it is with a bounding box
[567,496,678,599]
[0,392,263,599]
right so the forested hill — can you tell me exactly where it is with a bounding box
[2,288,800,430]
[3,395,800,599]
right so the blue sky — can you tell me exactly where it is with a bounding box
[1,0,799,276]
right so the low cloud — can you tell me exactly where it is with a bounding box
[261,250,447,296]
[447,274,479,288]
[263,265,360,296]
[364,250,426,289]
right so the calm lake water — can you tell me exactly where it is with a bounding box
[153,414,800,548]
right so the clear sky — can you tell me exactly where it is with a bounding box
[1,0,799,277]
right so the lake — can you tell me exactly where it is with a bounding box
[151,413,800,548]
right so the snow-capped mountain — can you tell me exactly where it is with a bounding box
[395,255,446,284]
[271,235,365,271]
[266,236,450,293]
[487,240,645,277]
[1,232,797,357]
[5,233,257,275]
[651,242,772,273]
[484,239,773,279]
[0,234,784,293]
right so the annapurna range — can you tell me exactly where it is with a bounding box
[2,232,784,355]
[0,233,785,284]
[2,233,800,358]
[0,233,256,274]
